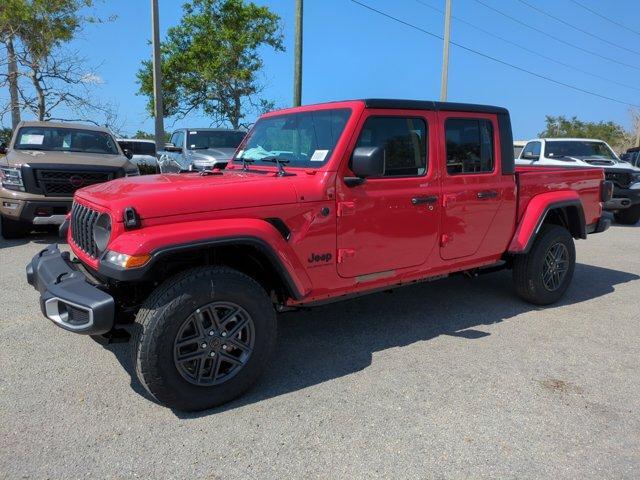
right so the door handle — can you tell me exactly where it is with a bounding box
[411,195,438,205]
[477,190,498,200]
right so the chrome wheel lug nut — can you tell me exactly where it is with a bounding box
[208,330,215,336]
[222,345,227,350]
[201,343,207,349]
[221,332,227,337]
[209,351,215,357]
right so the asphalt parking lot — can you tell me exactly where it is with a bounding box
[1,220,639,479]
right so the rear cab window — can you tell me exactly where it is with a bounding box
[445,118,494,174]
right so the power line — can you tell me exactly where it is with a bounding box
[472,0,640,72]
[568,0,640,38]
[349,0,640,108]
[414,0,640,94]
[516,0,640,56]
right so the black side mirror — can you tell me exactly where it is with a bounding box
[522,153,539,160]
[0,142,7,155]
[123,148,133,160]
[352,146,385,177]
[164,143,182,153]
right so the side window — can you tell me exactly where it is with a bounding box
[521,141,541,159]
[445,119,494,175]
[170,131,184,148]
[355,116,427,177]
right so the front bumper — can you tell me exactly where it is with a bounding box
[1,195,71,224]
[26,244,114,335]
[603,185,640,211]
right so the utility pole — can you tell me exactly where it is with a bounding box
[293,0,303,107]
[439,0,452,102]
[5,34,21,130]
[151,0,165,147]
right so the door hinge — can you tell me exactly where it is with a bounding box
[337,201,356,217]
[337,248,355,263]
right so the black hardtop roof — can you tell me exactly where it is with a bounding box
[363,98,509,115]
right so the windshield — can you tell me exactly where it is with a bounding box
[14,126,119,154]
[187,130,245,150]
[235,108,352,167]
[545,141,617,160]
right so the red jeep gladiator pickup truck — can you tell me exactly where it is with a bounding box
[26,99,612,411]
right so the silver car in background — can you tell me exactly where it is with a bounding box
[157,128,246,173]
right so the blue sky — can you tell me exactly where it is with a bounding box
[5,0,640,139]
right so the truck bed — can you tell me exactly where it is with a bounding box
[515,165,604,227]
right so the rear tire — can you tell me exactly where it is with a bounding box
[1,215,28,239]
[513,224,575,305]
[131,266,277,411]
[614,205,640,225]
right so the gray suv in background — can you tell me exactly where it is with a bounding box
[157,128,245,173]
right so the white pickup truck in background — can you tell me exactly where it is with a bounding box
[517,137,640,224]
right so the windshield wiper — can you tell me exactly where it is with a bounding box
[241,157,255,171]
[260,156,291,176]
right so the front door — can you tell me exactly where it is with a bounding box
[439,113,503,260]
[336,110,440,278]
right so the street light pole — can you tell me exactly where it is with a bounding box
[293,0,303,107]
[151,0,165,147]
[440,0,452,101]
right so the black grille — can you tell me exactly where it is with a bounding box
[605,172,632,188]
[71,202,100,258]
[65,305,91,326]
[34,169,113,197]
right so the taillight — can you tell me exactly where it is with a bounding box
[601,180,613,202]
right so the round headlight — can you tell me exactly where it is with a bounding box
[93,213,112,253]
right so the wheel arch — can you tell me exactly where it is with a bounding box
[508,193,585,254]
[146,237,305,301]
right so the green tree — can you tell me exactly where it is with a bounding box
[0,127,12,145]
[137,0,284,129]
[1,1,117,123]
[133,129,169,142]
[539,115,632,151]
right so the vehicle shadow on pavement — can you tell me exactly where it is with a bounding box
[102,262,638,416]
[0,230,65,250]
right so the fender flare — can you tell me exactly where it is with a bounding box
[508,191,585,254]
[98,218,312,299]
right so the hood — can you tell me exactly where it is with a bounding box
[75,169,299,220]
[5,148,132,168]
[565,156,640,172]
[187,148,236,166]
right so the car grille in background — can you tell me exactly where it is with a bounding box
[605,172,631,188]
[35,169,113,197]
[71,202,100,258]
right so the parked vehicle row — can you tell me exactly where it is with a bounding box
[157,128,246,173]
[516,138,640,225]
[25,99,612,411]
[0,121,139,238]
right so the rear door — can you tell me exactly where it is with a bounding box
[336,109,440,278]
[439,113,504,260]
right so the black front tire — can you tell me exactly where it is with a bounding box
[513,224,576,305]
[613,204,640,225]
[1,215,29,239]
[131,266,277,411]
